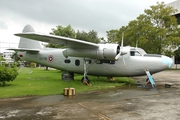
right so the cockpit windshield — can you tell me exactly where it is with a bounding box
[130,48,147,56]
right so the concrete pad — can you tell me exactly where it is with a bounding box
[0,70,180,120]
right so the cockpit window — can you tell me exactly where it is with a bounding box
[130,48,147,56]
[130,51,135,56]
[137,48,147,55]
[130,51,141,56]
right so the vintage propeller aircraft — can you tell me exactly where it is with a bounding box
[9,25,173,84]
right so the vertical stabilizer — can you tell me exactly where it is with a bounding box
[18,25,44,49]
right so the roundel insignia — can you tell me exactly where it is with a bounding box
[48,55,54,63]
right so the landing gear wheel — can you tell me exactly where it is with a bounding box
[81,76,91,85]
[107,76,114,81]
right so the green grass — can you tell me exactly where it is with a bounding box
[0,68,135,98]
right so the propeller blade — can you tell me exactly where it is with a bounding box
[115,52,121,60]
[115,33,124,60]
[121,33,124,48]
[122,55,126,67]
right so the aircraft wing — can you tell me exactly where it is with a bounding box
[14,32,99,49]
[8,48,39,52]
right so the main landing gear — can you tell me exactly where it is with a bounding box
[107,76,115,81]
[81,59,92,86]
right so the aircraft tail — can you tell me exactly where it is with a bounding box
[18,25,44,49]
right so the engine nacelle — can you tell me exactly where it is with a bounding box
[63,44,120,61]
[97,44,120,60]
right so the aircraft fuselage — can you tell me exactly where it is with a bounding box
[18,47,173,77]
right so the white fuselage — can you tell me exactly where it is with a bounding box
[18,47,173,77]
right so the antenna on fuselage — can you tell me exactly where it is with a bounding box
[136,40,138,48]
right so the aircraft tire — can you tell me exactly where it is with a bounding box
[62,72,74,80]
[81,76,90,84]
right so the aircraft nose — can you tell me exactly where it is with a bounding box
[162,55,173,68]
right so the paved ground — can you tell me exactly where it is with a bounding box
[0,70,180,120]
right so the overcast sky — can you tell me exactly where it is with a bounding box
[0,0,176,52]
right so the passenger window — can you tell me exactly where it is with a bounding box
[75,59,80,66]
[64,59,71,63]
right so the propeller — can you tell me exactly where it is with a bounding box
[115,33,126,67]
[122,55,126,67]
[115,33,126,60]
[115,33,123,60]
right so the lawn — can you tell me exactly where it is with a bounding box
[0,68,135,98]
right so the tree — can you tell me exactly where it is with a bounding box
[76,30,100,43]
[0,56,4,61]
[0,65,18,86]
[50,25,100,45]
[50,25,76,38]
[174,47,180,57]
[173,47,180,69]
[87,30,100,43]
[76,30,90,41]
[140,2,180,55]
[46,43,60,48]
[47,25,76,48]
[11,52,20,63]
[108,2,180,56]
[106,29,119,43]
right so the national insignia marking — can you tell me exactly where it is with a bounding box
[48,55,54,63]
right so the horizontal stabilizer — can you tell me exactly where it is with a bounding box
[7,48,40,52]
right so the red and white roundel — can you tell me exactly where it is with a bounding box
[48,55,54,63]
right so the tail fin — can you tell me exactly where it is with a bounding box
[18,25,44,49]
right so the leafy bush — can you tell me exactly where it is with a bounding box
[0,65,18,86]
